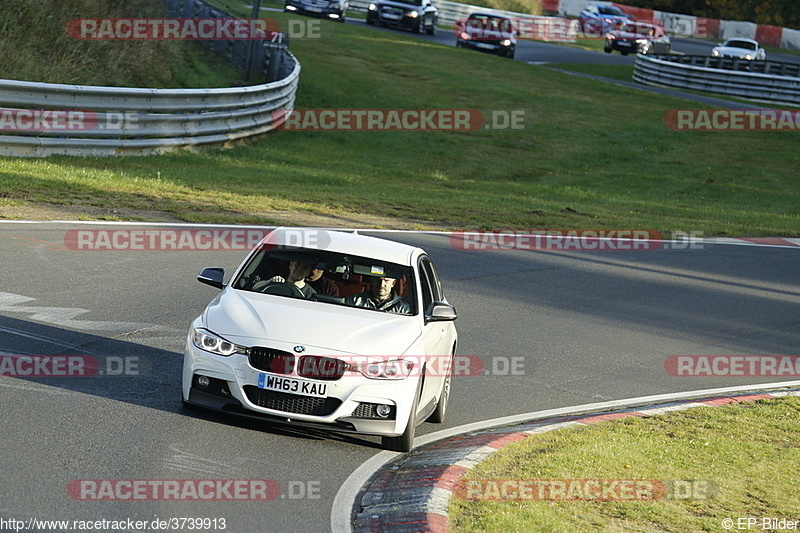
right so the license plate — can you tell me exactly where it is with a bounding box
[258,373,328,398]
[475,43,494,49]
[306,6,322,12]
[382,13,401,20]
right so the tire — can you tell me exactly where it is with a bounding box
[604,46,612,54]
[426,19,436,35]
[414,18,423,34]
[381,377,421,452]
[506,47,515,60]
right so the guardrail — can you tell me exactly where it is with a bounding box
[0,0,301,156]
[633,54,800,105]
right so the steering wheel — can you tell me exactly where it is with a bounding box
[260,282,306,298]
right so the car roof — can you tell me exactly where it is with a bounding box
[259,227,422,266]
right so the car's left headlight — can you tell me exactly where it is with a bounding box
[368,3,377,10]
[192,328,246,357]
[500,39,512,47]
[349,358,414,379]
[406,10,419,18]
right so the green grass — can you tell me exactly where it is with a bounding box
[0,1,798,235]
[450,396,800,532]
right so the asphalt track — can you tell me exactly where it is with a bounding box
[1,221,798,532]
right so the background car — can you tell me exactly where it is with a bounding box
[711,38,766,60]
[455,13,517,59]
[182,228,458,452]
[604,21,670,55]
[579,3,632,34]
[284,0,348,22]
[366,0,437,34]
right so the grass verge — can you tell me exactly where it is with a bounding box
[450,396,800,532]
[0,1,798,235]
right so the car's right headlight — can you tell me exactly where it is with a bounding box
[368,3,377,10]
[192,328,245,357]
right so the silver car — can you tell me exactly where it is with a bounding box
[711,38,766,60]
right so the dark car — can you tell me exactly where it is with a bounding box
[455,13,517,59]
[604,21,670,55]
[366,0,437,34]
[284,0,348,22]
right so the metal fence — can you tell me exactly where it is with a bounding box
[0,0,300,156]
[634,54,800,105]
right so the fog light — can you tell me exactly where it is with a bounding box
[376,404,392,418]
[197,375,210,388]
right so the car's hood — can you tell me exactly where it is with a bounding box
[202,289,421,355]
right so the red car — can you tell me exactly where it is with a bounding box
[604,21,670,55]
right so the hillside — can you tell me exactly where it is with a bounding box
[0,0,239,87]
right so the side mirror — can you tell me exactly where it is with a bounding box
[197,267,225,289]
[425,301,457,322]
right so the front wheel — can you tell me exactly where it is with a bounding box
[382,378,421,452]
[426,19,436,35]
[427,373,450,423]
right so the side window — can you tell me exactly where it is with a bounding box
[418,257,442,312]
[419,262,434,313]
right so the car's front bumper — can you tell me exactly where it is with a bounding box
[285,1,345,19]
[458,39,514,55]
[181,330,417,437]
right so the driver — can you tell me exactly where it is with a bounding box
[262,260,317,299]
[346,275,411,314]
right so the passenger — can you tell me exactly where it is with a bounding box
[346,276,411,314]
[306,267,340,297]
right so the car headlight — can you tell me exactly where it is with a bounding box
[500,39,511,47]
[635,38,648,44]
[406,10,419,18]
[192,328,245,357]
[368,3,376,10]
[349,358,414,380]
[712,49,720,57]
[459,31,470,40]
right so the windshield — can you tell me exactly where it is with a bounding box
[598,6,626,16]
[725,40,756,50]
[232,245,417,315]
[466,16,514,33]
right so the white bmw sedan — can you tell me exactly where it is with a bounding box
[182,228,457,452]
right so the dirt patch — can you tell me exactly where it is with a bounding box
[0,202,454,230]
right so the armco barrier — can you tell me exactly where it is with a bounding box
[0,0,301,156]
[633,54,800,105]
[0,65,299,156]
